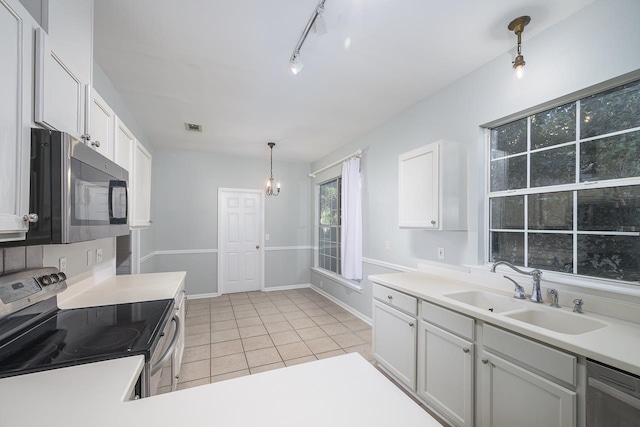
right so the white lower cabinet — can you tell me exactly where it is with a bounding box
[372,299,417,390]
[418,320,474,427]
[480,350,576,427]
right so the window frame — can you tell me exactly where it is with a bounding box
[316,176,342,275]
[483,76,640,286]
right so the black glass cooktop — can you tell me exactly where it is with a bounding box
[0,299,173,378]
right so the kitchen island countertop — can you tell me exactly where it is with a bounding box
[0,353,441,427]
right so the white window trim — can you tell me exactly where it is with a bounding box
[483,78,640,286]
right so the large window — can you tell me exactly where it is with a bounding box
[318,178,341,274]
[488,79,640,283]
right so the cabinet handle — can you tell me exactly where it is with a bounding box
[387,295,393,300]
[81,134,91,141]
[463,348,470,353]
[431,220,436,225]
[91,140,101,148]
[23,213,39,223]
[408,322,414,327]
[481,358,489,364]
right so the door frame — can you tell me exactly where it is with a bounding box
[217,188,265,296]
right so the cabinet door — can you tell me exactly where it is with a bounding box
[132,140,152,228]
[88,88,114,159]
[0,0,31,241]
[481,351,576,427]
[398,143,439,229]
[115,119,134,172]
[34,27,85,138]
[418,321,474,427]
[373,299,417,390]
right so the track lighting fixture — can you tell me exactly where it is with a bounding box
[289,0,328,76]
[508,16,531,79]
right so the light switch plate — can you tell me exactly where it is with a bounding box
[265,233,270,241]
[96,249,103,263]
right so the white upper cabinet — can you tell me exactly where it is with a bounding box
[132,140,152,228]
[115,119,135,173]
[34,0,93,140]
[398,140,467,230]
[88,88,115,159]
[0,0,36,241]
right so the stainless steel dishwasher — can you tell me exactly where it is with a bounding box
[587,359,640,427]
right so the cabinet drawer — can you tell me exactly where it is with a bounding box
[483,324,577,386]
[373,283,417,316]
[421,301,474,341]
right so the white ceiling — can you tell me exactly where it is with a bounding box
[94,0,594,163]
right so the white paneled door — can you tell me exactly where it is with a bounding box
[218,189,264,294]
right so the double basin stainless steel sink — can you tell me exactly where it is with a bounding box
[443,290,607,335]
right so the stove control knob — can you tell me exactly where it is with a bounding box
[50,274,60,284]
[57,272,67,282]
[40,275,53,286]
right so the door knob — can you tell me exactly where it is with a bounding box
[256,245,260,249]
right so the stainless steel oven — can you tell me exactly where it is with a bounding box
[25,128,129,244]
[587,359,640,427]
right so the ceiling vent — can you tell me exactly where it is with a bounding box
[184,122,203,132]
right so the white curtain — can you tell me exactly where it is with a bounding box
[341,157,362,280]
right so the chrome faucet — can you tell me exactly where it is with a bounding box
[491,261,543,303]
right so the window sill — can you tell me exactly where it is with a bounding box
[310,267,363,293]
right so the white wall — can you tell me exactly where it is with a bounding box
[310,0,640,318]
[149,148,311,296]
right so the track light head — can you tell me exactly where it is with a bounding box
[290,54,304,76]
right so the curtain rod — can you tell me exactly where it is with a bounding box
[308,149,362,178]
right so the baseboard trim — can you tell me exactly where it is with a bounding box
[310,285,372,325]
[186,292,219,300]
[263,283,311,292]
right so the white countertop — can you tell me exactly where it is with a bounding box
[59,271,186,309]
[369,271,640,376]
[0,353,441,427]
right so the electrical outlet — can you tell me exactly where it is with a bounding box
[384,241,391,251]
[437,247,445,260]
[265,233,270,241]
[87,250,94,266]
[59,257,67,273]
[96,249,103,263]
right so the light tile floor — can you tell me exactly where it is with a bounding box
[157,288,374,393]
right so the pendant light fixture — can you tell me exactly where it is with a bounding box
[508,15,531,79]
[265,142,281,197]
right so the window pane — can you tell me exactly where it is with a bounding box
[490,232,524,265]
[528,192,573,230]
[581,80,640,139]
[531,103,576,149]
[490,118,527,159]
[580,130,640,182]
[490,196,524,229]
[578,185,640,232]
[490,155,527,192]
[528,233,573,273]
[530,145,576,187]
[577,235,640,282]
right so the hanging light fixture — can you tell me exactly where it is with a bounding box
[265,142,281,197]
[508,15,531,79]
[289,0,328,76]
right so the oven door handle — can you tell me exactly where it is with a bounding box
[151,315,180,376]
[589,377,640,411]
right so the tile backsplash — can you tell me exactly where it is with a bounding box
[1,246,44,274]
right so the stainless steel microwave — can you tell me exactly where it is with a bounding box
[25,128,129,244]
